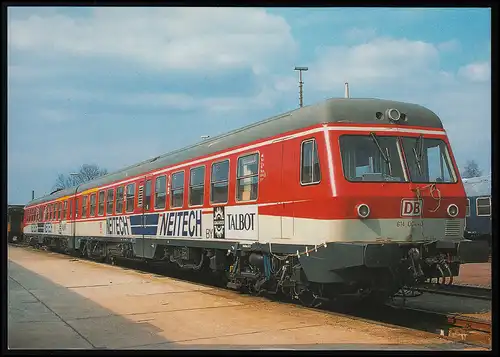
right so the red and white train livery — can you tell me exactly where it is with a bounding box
[23,98,489,304]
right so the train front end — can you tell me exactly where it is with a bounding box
[296,102,490,303]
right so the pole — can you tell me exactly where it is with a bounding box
[32,190,34,200]
[299,70,304,108]
[294,66,308,108]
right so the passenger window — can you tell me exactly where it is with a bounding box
[211,160,229,204]
[189,166,205,206]
[82,196,88,217]
[126,183,135,212]
[171,172,185,208]
[466,198,470,217]
[106,189,114,215]
[57,203,61,220]
[476,197,491,216]
[155,175,166,209]
[69,199,72,219]
[98,191,105,216]
[301,139,321,185]
[63,201,67,220]
[90,194,96,216]
[144,180,152,210]
[237,153,259,201]
[75,198,80,218]
[115,186,124,214]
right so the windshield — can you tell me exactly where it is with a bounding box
[339,135,458,183]
[339,135,407,182]
[401,137,457,183]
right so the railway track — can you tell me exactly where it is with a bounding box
[8,242,491,348]
[416,283,491,301]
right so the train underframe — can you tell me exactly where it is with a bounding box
[25,235,489,307]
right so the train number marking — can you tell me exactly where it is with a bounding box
[401,199,423,217]
[396,220,424,228]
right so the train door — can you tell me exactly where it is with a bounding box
[280,139,296,239]
[135,176,154,258]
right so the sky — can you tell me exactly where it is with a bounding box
[7,7,491,205]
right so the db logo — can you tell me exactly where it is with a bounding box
[401,199,423,217]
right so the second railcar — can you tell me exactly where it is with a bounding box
[464,174,492,246]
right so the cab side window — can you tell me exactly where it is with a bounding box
[301,139,321,185]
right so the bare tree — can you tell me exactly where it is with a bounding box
[461,160,482,179]
[53,164,108,191]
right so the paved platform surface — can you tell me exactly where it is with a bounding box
[7,245,485,350]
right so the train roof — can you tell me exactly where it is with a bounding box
[26,97,443,207]
[462,174,491,197]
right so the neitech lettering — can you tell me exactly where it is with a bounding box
[106,217,130,236]
[227,213,255,231]
[159,210,202,238]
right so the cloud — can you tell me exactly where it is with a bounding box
[437,39,461,52]
[458,61,491,82]
[8,8,297,73]
[308,37,440,91]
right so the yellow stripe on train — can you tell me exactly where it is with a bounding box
[79,187,99,195]
[54,187,99,202]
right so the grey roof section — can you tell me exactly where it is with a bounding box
[26,97,443,207]
[463,174,491,197]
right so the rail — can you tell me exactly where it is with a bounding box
[416,283,491,301]
[383,305,492,347]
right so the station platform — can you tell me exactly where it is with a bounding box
[7,245,485,350]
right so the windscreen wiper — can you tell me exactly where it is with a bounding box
[412,134,424,176]
[370,132,392,176]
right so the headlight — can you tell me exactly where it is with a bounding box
[386,108,401,122]
[447,204,459,217]
[357,204,370,219]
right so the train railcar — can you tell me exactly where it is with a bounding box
[463,174,491,246]
[22,98,489,305]
[8,205,25,243]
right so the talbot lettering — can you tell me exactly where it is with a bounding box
[227,213,255,231]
